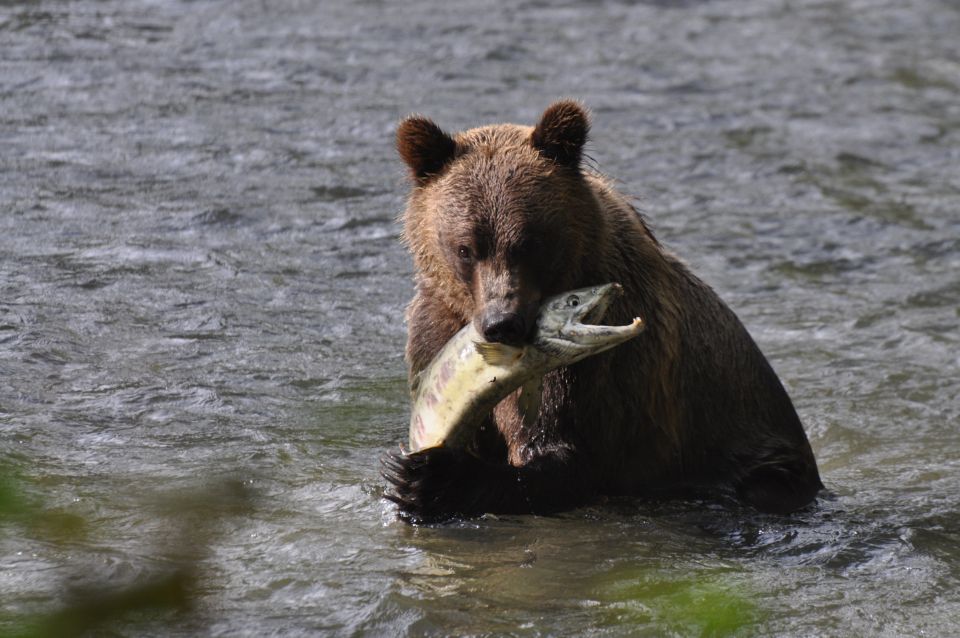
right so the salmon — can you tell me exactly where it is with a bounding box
[407,283,644,452]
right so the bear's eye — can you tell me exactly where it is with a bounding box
[567,295,580,307]
[457,245,473,263]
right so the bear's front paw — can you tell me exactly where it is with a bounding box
[381,446,495,524]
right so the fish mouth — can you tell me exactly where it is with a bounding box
[576,283,621,324]
[560,283,644,347]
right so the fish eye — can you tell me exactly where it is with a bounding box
[567,295,580,307]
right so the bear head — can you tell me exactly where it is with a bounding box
[397,100,599,346]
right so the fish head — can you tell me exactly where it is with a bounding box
[535,283,645,361]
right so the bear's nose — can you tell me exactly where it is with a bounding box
[481,312,527,346]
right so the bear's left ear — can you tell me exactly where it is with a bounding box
[397,116,458,184]
[531,100,590,170]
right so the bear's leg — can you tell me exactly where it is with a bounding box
[382,445,592,524]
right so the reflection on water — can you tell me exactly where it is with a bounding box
[2,0,959,635]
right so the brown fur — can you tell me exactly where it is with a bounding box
[383,101,822,523]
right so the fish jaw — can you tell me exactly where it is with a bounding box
[559,316,645,348]
[536,283,623,334]
[534,283,645,361]
[537,316,644,361]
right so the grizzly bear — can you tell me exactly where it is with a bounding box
[383,100,822,523]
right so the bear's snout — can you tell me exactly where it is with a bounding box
[479,311,529,346]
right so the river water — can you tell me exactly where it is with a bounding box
[1,0,958,635]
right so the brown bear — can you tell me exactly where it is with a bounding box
[383,100,822,523]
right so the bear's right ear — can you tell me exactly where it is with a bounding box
[397,116,457,184]
[531,100,590,170]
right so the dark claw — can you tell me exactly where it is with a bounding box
[380,454,407,485]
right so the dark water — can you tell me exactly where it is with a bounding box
[2,0,959,635]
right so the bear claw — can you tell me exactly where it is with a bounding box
[380,446,493,524]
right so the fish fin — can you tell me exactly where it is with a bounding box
[474,341,525,366]
[518,377,543,428]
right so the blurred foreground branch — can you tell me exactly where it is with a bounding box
[2,462,256,637]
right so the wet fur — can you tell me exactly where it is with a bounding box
[385,101,822,523]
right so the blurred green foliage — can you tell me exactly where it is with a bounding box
[0,464,31,519]
[6,571,192,638]
[595,564,763,637]
[1,461,251,637]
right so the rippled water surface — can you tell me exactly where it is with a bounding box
[2,0,959,635]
